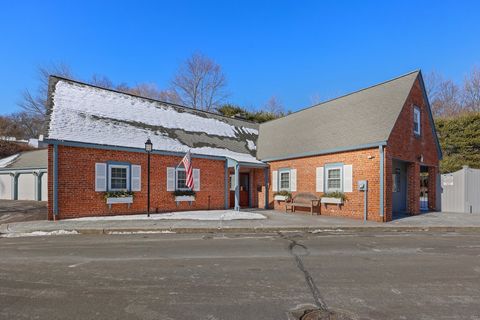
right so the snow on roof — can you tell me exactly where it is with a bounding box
[0,154,19,168]
[46,78,263,164]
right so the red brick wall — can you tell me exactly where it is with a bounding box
[48,146,229,220]
[267,148,383,222]
[386,77,440,216]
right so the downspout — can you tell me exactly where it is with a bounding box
[264,167,269,209]
[53,145,59,220]
[224,160,229,209]
[379,145,385,220]
[234,162,240,211]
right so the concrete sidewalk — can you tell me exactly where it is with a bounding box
[1,210,479,237]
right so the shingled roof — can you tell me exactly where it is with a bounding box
[256,71,437,161]
[45,77,261,164]
[0,149,47,170]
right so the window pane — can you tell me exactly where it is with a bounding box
[280,172,290,189]
[327,168,341,191]
[328,179,340,189]
[328,169,340,179]
[177,170,187,189]
[111,167,127,189]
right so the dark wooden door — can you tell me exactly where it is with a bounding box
[239,173,249,207]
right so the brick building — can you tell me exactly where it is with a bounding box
[45,70,441,222]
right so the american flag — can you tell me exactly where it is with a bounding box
[180,150,194,189]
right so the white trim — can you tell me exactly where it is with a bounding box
[108,164,130,191]
[316,167,324,192]
[343,165,353,193]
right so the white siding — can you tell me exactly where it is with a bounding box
[0,174,12,200]
[17,173,36,200]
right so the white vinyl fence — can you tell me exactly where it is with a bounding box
[441,166,480,213]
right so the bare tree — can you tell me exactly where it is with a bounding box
[18,63,73,118]
[463,66,480,112]
[90,74,114,89]
[263,96,285,116]
[171,53,228,111]
[430,79,462,117]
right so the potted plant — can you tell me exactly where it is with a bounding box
[321,192,346,205]
[173,190,196,204]
[274,190,292,201]
[104,191,134,208]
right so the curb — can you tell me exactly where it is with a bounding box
[2,226,478,237]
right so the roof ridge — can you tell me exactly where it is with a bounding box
[261,70,420,126]
[49,75,259,126]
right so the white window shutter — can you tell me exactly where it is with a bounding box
[290,169,297,192]
[95,163,107,192]
[316,167,324,192]
[230,175,235,191]
[343,165,353,192]
[167,167,175,191]
[193,169,200,191]
[272,170,278,192]
[131,165,141,191]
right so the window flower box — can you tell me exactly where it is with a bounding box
[174,195,196,202]
[106,197,134,204]
[321,197,343,204]
[273,191,292,202]
[106,196,133,209]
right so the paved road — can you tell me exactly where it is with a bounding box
[1,231,479,319]
[0,200,46,224]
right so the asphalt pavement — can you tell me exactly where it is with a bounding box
[1,231,479,319]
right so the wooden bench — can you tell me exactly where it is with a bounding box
[285,192,321,215]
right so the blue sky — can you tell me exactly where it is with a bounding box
[1,0,479,114]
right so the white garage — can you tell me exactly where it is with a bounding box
[0,149,47,201]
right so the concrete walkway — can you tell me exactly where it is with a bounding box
[1,209,479,237]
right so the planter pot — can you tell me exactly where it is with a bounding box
[274,195,289,201]
[106,196,133,209]
[321,197,343,205]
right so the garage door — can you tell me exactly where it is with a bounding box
[0,174,12,200]
[17,173,36,200]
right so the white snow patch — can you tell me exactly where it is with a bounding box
[47,80,262,164]
[2,230,79,238]
[246,139,256,151]
[0,154,19,168]
[69,210,266,222]
[50,81,257,138]
[310,229,345,233]
[108,230,176,235]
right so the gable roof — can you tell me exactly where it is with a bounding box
[257,71,425,161]
[45,77,262,164]
[0,149,47,170]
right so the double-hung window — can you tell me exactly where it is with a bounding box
[176,167,189,190]
[108,165,129,191]
[279,170,290,191]
[413,106,421,136]
[326,166,342,192]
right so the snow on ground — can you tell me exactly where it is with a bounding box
[2,230,79,238]
[0,154,19,168]
[108,230,176,235]
[69,210,266,222]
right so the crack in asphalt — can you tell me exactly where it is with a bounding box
[279,232,329,311]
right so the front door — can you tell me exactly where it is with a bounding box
[239,173,249,207]
[392,160,407,215]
